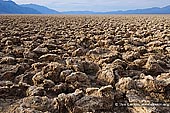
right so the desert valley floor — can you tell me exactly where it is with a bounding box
[0,15,170,113]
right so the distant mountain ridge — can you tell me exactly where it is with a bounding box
[104,5,170,14]
[63,6,170,14]
[20,4,60,14]
[0,0,170,14]
[62,11,97,14]
[0,0,59,14]
[0,0,41,14]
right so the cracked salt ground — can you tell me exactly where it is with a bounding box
[0,15,170,113]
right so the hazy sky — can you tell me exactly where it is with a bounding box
[13,0,170,12]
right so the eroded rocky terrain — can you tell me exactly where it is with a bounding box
[0,15,170,113]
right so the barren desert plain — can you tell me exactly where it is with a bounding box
[0,15,170,113]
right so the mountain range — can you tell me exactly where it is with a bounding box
[21,4,60,14]
[0,0,170,14]
[0,0,40,14]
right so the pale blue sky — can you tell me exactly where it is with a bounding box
[13,0,170,12]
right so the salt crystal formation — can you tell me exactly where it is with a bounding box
[0,15,170,113]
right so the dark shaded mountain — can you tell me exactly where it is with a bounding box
[63,5,170,14]
[20,4,60,14]
[0,0,41,14]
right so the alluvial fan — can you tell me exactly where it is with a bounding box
[0,15,170,113]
